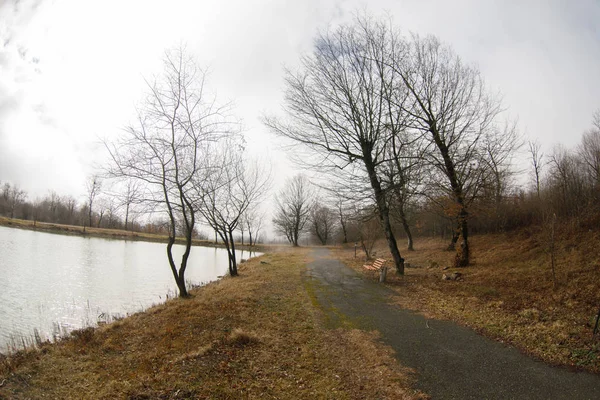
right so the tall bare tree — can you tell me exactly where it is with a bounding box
[273,175,314,246]
[105,47,234,297]
[265,16,410,273]
[394,35,503,267]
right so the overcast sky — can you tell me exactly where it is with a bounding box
[1,0,599,201]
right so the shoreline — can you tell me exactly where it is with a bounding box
[0,216,264,252]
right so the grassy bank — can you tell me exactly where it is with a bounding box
[0,249,422,399]
[337,227,600,374]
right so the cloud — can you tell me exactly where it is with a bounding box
[0,1,86,197]
[1,0,600,201]
[0,0,47,132]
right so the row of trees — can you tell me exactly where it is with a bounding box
[272,174,398,259]
[266,15,512,272]
[272,106,600,256]
[0,180,141,231]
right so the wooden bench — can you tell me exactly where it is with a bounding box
[363,258,389,282]
[363,258,386,271]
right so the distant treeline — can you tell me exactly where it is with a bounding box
[0,181,192,237]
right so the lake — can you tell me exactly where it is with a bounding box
[0,226,259,352]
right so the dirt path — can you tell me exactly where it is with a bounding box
[305,248,600,399]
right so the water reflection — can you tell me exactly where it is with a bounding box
[0,226,260,352]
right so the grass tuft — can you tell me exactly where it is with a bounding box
[226,328,260,347]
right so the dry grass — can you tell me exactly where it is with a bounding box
[336,227,600,374]
[0,248,423,399]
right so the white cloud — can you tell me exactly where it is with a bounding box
[0,0,599,201]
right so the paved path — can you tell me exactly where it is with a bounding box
[305,248,600,399]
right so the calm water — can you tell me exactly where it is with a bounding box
[0,226,259,352]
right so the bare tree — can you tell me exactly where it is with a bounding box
[120,180,142,231]
[97,196,121,229]
[547,145,586,217]
[480,122,522,231]
[529,140,544,199]
[356,209,381,259]
[578,112,600,190]
[335,196,351,244]
[199,144,270,276]
[85,175,102,227]
[380,130,424,251]
[5,183,26,219]
[105,47,234,297]
[249,211,264,246]
[310,202,337,245]
[394,35,504,267]
[242,209,264,246]
[273,175,314,246]
[64,196,77,225]
[265,16,410,273]
[46,190,60,222]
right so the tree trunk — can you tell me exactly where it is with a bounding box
[247,221,253,246]
[447,229,460,251]
[397,204,414,251]
[454,208,469,267]
[340,218,348,244]
[178,224,193,291]
[430,125,470,266]
[228,229,238,276]
[175,276,188,299]
[167,235,188,298]
[364,156,404,275]
[125,203,130,231]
